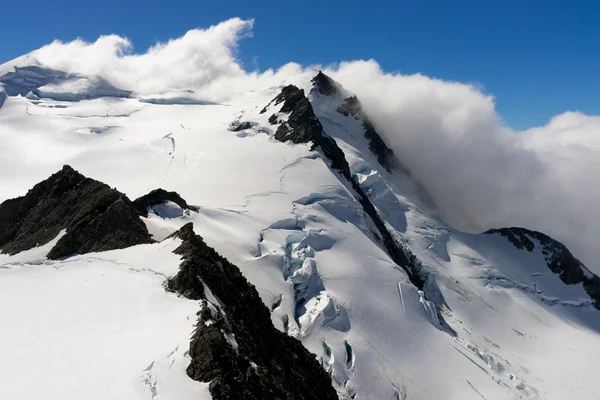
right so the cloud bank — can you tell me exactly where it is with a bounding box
[3,18,600,271]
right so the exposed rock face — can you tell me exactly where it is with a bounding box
[266,85,423,288]
[488,227,600,309]
[271,85,320,143]
[132,188,193,217]
[310,71,341,97]
[0,165,152,259]
[167,223,339,400]
[271,85,350,175]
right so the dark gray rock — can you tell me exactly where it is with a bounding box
[132,188,193,217]
[167,223,339,400]
[487,227,600,309]
[0,165,152,259]
[309,71,341,97]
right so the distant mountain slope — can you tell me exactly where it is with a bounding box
[0,65,131,101]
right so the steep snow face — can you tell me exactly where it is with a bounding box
[0,68,598,400]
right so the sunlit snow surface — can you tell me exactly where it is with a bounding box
[0,72,598,399]
[0,238,210,400]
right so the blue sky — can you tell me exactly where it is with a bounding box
[1,0,598,129]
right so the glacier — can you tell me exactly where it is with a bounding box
[0,59,598,400]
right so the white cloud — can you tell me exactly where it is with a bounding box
[4,19,600,271]
[27,18,303,99]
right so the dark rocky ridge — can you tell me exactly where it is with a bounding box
[311,71,397,172]
[167,223,339,400]
[270,85,351,175]
[267,84,423,289]
[0,165,152,259]
[132,188,194,217]
[487,227,600,309]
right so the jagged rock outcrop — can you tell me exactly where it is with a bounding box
[487,227,600,309]
[0,165,152,259]
[270,85,350,175]
[265,84,423,288]
[167,223,339,400]
[311,71,397,172]
[132,188,193,217]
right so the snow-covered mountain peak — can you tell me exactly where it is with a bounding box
[308,72,399,172]
[310,71,345,98]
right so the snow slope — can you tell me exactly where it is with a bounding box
[0,236,211,400]
[0,66,598,400]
